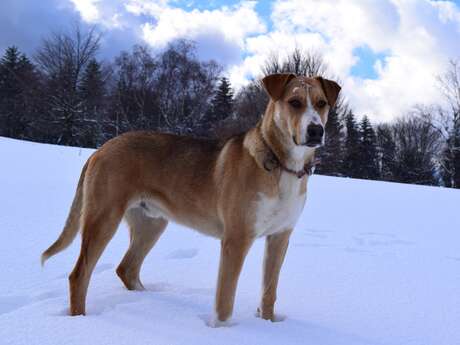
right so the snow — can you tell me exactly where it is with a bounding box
[1,136,460,345]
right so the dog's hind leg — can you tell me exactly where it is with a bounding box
[117,207,167,291]
[68,206,124,316]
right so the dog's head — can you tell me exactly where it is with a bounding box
[262,74,341,148]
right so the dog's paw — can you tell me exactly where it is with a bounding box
[203,314,236,328]
[255,307,286,322]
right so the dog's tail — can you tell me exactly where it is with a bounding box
[41,160,89,266]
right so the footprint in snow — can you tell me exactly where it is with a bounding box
[93,263,114,274]
[166,248,198,259]
[0,290,64,315]
[0,295,33,315]
[53,263,113,280]
[304,228,334,234]
[344,247,373,254]
[294,243,331,248]
[359,232,397,238]
[354,233,414,247]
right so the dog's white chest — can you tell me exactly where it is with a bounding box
[254,174,306,237]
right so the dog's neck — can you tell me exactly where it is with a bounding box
[259,103,315,172]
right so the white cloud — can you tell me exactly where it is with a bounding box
[139,1,266,64]
[250,0,460,122]
[68,0,460,121]
[69,0,136,29]
[228,30,328,89]
[69,0,100,23]
[82,0,266,65]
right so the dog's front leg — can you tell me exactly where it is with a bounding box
[214,234,253,325]
[258,229,292,321]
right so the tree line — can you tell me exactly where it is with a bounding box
[1,26,459,188]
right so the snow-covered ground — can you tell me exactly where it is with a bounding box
[1,136,459,345]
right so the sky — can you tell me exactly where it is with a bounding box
[1,0,460,121]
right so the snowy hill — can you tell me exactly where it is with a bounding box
[1,136,459,345]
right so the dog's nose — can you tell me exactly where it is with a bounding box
[306,124,324,143]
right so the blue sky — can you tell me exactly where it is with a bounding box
[1,0,460,120]
[351,46,388,80]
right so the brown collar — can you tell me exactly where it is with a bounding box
[260,133,319,179]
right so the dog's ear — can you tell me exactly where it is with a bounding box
[262,73,296,101]
[315,76,341,108]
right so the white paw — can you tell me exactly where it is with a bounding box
[205,315,236,328]
[270,313,286,322]
[133,280,145,291]
[255,308,286,322]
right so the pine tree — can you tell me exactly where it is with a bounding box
[358,116,379,179]
[376,124,397,181]
[342,111,361,178]
[0,46,37,138]
[440,118,460,188]
[0,47,22,136]
[79,59,106,147]
[210,77,233,122]
[316,106,344,176]
[80,59,104,110]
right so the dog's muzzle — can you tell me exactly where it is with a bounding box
[305,124,324,147]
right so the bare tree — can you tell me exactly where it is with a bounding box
[262,48,328,77]
[391,115,442,185]
[113,45,158,131]
[436,60,460,187]
[415,60,460,187]
[34,24,101,146]
[155,40,221,135]
[110,40,221,137]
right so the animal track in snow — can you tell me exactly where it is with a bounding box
[294,243,331,248]
[166,248,198,259]
[343,247,373,254]
[354,233,414,247]
[304,227,334,234]
[145,282,213,296]
[0,295,33,315]
[0,289,62,315]
[93,263,114,274]
[54,263,113,280]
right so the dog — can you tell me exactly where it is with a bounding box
[41,73,341,325]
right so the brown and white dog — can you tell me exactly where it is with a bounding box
[41,73,340,326]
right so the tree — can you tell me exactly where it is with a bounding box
[316,104,344,176]
[209,77,233,122]
[342,111,361,178]
[391,116,441,185]
[79,58,108,146]
[35,25,101,146]
[376,124,397,181]
[262,48,328,77]
[436,60,460,188]
[440,120,460,187]
[0,46,40,139]
[358,116,379,180]
[112,45,158,133]
[154,40,221,136]
[110,40,221,138]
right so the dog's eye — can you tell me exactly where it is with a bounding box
[289,99,302,109]
[316,100,327,108]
